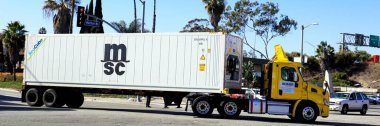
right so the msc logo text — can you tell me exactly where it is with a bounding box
[101,44,130,75]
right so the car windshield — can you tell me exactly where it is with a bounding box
[332,93,350,99]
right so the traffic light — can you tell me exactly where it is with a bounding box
[77,6,85,27]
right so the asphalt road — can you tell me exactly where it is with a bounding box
[1,89,380,126]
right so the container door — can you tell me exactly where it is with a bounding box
[271,64,302,100]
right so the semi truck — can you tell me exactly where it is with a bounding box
[21,32,330,122]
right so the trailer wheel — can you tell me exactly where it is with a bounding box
[296,103,317,122]
[25,88,43,107]
[191,96,213,117]
[218,100,241,118]
[65,91,84,108]
[42,89,65,107]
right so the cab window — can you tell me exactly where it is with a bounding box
[349,93,356,100]
[281,67,298,82]
[226,55,240,81]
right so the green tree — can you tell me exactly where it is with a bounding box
[224,1,297,58]
[202,0,225,32]
[43,0,80,34]
[93,0,104,33]
[316,41,334,72]
[181,18,212,32]
[0,32,4,71]
[2,21,27,81]
[353,50,371,62]
[111,19,149,33]
[242,61,255,88]
[39,27,47,34]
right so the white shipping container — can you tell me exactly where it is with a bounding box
[23,33,242,93]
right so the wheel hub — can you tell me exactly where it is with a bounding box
[224,102,238,116]
[302,106,315,120]
[196,101,210,114]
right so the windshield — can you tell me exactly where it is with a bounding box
[332,93,350,99]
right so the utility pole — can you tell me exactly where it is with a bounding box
[70,0,75,34]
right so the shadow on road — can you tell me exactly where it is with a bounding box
[0,94,20,101]
[0,94,74,112]
[81,107,377,126]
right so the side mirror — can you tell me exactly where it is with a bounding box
[349,97,354,100]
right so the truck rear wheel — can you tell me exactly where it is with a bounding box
[296,104,317,122]
[191,96,213,117]
[25,88,43,107]
[218,100,241,118]
[65,91,84,108]
[42,89,65,107]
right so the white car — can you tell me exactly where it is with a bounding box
[329,92,370,115]
[368,96,380,104]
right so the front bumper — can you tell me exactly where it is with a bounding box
[329,104,341,111]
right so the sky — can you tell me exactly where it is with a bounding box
[1,0,379,58]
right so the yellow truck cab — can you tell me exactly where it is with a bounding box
[188,44,330,123]
[262,44,330,121]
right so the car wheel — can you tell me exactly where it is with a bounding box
[360,105,367,115]
[373,101,377,105]
[191,96,213,117]
[341,105,348,114]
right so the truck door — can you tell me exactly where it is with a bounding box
[271,64,302,100]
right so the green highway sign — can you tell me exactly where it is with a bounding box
[369,35,380,47]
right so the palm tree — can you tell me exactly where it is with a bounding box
[42,0,80,34]
[111,19,148,33]
[152,0,156,33]
[2,21,27,81]
[202,0,225,32]
[316,41,334,73]
[39,27,47,34]
[134,0,137,32]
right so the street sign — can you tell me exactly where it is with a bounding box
[369,35,379,47]
[84,20,101,27]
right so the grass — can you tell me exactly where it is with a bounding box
[0,81,22,90]
[0,75,23,91]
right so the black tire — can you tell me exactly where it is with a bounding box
[65,91,84,108]
[191,96,214,117]
[373,101,377,105]
[296,103,317,123]
[218,100,241,118]
[25,88,43,107]
[360,105,368,115]
[42,89,65,107]
[341,105,348,114]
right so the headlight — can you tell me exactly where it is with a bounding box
[337,101,341,105]
[324,98,329,105]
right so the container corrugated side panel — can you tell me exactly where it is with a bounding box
[24,33,226,93]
